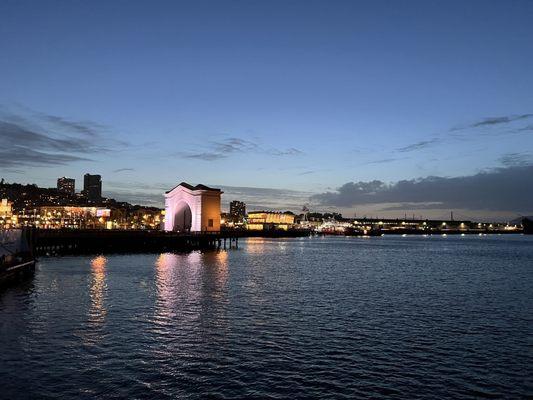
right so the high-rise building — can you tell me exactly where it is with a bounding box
[57,177,75,194]
[83,173,102,202]
[229,200,246,220]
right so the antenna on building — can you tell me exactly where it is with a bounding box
[302,204,309,222]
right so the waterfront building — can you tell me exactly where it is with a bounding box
[0,199,14,228]
[164,182,222,232]
[27,206,163,230]
[83,174,102,202]
[35,206,108,229]
[247,211,295,231]
[57,177,75,194]
[0,199,12,218]
[229,201,246,220]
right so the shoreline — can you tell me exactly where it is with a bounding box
[31,228,528,256]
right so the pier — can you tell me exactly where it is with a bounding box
[33,228,310,255]
[34,229,233,255]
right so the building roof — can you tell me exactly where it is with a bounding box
[248,210,294,215]
[165,182,221,194]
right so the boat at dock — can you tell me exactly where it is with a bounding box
[1,228,35,285]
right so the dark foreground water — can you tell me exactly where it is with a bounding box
[1,235,532,399]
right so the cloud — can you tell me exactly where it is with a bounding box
[515,124,533,132]
[0,108,124,168]
[40,114,107,138]
[471,114,533,127]
[182,152,229,161]
[362,157,406,165]
[0,121,95,167]
[219,184,312,211]
[377,202,451,211]
[397,138,441,153]
[0,121,96,153]
[268,147,303,156]
[312,165,533,213]
[113,168,135,173]
[451,113,533,131]
[498,152,532,167]
[213,137,257,153]
[105,181,312,211]
[396,113,533,154]
[0,146,91,168]
[104,190,163,206]
[178,137,256,160]
[179,137,303,161]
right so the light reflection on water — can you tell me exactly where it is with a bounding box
[0,236,532,399]
[89,255,107,324]
[152,251,230,337]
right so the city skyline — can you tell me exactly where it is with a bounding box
[1,0,533,220]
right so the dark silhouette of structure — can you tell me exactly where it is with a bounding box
[83,174,102,203]
[523,217,533,234]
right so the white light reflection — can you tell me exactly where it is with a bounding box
[245,237,267,254]
[153,250,230,340]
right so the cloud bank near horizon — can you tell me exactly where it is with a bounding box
[312,165,533,215]
[105,182,312,211]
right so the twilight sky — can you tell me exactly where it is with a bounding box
[1,0,532,220]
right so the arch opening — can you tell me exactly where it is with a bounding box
[173,201,192,232]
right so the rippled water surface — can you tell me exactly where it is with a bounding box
[1,235,532,399]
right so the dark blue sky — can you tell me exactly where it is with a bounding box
[1,0,532,218]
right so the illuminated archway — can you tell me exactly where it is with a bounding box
[173,201,192,232]
[164,182,222,232]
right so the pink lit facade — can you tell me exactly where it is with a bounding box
[164,182,222,232]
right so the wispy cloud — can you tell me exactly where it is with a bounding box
[182,152,228,161]
[213,137,257,153]
[395,112,533,155]
[0,146,91,168]
[471,114,533,127]
[362,157,406,165]
[515,124,533,132]
[179,137,303,161]
[0,107,126,168]
[451,113,533,131]
[0,120,96,167]
[498,152,532,167]
[397,138,441,153]
[113,168,135,173]
[40,114,108,138]
[269,147,303,156]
